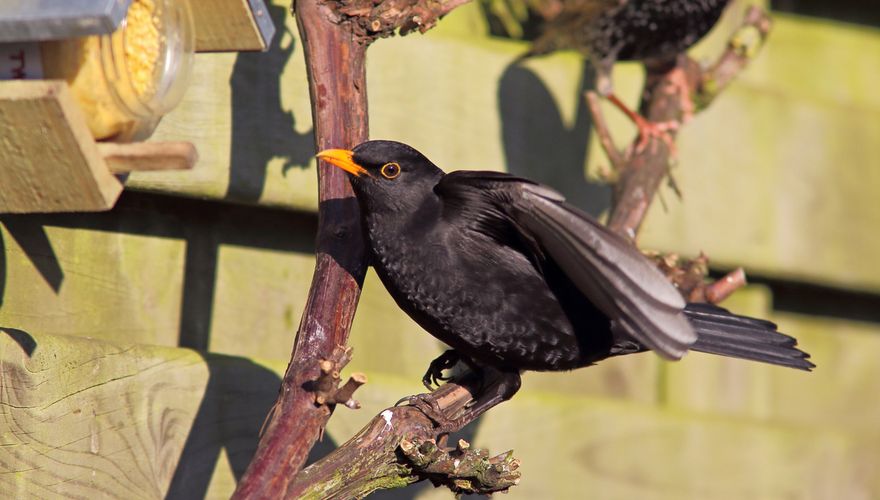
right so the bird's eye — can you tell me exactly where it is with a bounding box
[380,162,401,179]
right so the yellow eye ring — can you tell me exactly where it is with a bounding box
[380,162,401,179]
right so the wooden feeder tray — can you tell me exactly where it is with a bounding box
[0,80,197,213]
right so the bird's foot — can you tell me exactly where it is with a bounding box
[422,349,461,390]
[403,393,464,435]
[606,92,680,157]
[632,114,680,157]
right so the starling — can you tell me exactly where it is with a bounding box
[526,0,732,146]
[318,140,812,428]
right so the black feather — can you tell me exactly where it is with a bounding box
[685,303,815,371]
[333,140,815,375]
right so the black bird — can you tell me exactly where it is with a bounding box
[524,0,732,145]
[318,140,813,427]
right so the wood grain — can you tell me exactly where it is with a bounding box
[190,0,275,52]
[141,12,880,292]
[0,336,195,498]
[0,330,280,498]
[0,80,122,213]
[98,141,199,174]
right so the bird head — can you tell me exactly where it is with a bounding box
[317,140,444,214]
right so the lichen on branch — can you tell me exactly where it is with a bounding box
[319,0,473,42]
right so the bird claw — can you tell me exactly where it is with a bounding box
[404,393,461,434]
[422,349,461,390]
[632,116,680,157]
[605,92,680,158]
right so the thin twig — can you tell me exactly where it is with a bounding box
[702,267,748,304]
[585,91,626,172]
[697,6,773,108]
[592,6,770,301]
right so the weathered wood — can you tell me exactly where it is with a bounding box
[293,405,520,498]
[0,330,284,499]
[666,285,880,433]
[98,141,199,174]
[446,388,879,500]
[190,0,276,52]
[2,326,877,499]
[0,192,319,351]
[0,80,122,213]
[141,13,880,292]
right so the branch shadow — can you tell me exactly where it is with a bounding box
[228,3,314,204]
[0,192,316,351]
[1,327,37,357]
[317,197,370,280]
[0,217,64,294]
[165,352,283,499]
[498,61,611,217]
[0,228,5,307]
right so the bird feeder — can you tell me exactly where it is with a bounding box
[0,0,275,213]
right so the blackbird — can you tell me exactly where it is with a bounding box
[318,140,813,427]
[524,0,732,146]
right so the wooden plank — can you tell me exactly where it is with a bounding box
[141,12,880,292]
[439,392,880,500]
[0,0,130,42]
[0,330,284,499]
[3,329,877,499]
[0,80,122,213]
[0,194,317,351]
[98,141,199,174]
[190,0,275,52]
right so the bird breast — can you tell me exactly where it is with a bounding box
[365,215,591,370]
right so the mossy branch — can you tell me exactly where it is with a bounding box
[289,381,521,498]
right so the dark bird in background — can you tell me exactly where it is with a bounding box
[319,140,813,429]
[523,0,732,147]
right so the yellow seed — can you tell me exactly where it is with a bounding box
[123,0,163,98]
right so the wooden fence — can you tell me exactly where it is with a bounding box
[2,1,879,498]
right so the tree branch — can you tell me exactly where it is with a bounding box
[231,0,370,496]
[596,5,773,299]
[287,377,520,498]
[232,0,479,497]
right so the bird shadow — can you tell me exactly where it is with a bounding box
[227,3,314,204]
[498,60,611,217]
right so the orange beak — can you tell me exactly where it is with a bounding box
[316,149,369,177]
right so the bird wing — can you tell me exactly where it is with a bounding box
[437,171,696,359]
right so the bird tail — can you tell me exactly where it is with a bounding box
[684,303,815,371]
